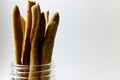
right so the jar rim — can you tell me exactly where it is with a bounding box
[11,61,54,67]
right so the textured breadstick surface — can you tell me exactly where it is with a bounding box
[41,21,58,64]
[40,13,60,80]
[39,12,46,41]
[12,5,23,64]
[44,11,49,36]
[29,4,41,80]
[20,16,26,37]
[21,1,36,65]
[30,3,41,66]
[49,12,59,26]
[41,12,59,64]
[44,10,49,24]
[40,21,59,80]
[36,12,46,65]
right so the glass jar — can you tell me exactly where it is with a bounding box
[10,62,55,80]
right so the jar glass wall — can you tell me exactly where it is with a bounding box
[10,62,55,80]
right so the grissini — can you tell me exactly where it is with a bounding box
[41,12,60,64]
[44,11,49,24]
[44,11,49,36]
[21,1,36,65]
[49,12,59,27]
[20,16,26,37]
[29,3,41,79]
[12,5,23,64]
[12,1,60,80]
[30,3,41,66]
[40,13,59,79]
[40,21,58,80]
[37,12,46,65]
[20,16,28,78]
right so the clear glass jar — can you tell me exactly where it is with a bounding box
[10,62,55,80]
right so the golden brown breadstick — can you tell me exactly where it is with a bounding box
[41,12,59,64]
[44,10,49,24]
[29,3,41,79]
[40,13,59,79]
[40,21,59,80]
[44,11,49,37]
[41,21,59,64]
[21,1,36,65]
[12,5,23,64]
[39,12,46,42]
[49,12,59,26]
[30,3,41,66]
[36,12,46,65]
[20,16,26,37]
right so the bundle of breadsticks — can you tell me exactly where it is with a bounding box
[12,0,59,80]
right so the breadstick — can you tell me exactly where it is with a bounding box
[36,12,46,65]
[20,16,26,37]
[12,5,23,64]
[40,13,59,79]
[49,12,59,26]
[29,3,41,79]
[44,10,49,24]
[41,21,57,64]
[41,12,59,64]
[21,1,36,65]
[44,11,49,37]
[40,12,46,41]
[30,3,41,66]
[40,21,58,80]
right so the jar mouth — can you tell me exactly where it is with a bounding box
[11,62,53,67]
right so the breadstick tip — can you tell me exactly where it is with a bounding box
[50,12,60,26]
[12,4,20,15]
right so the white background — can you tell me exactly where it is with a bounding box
[0,0,120,80]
